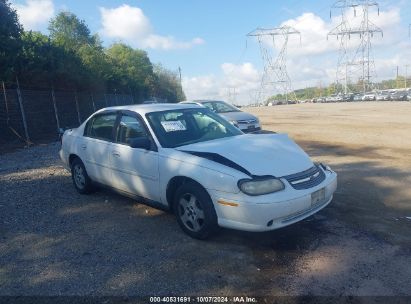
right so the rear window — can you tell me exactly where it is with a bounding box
[84,113,117,141]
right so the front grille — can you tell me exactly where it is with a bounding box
[237,119,257,124]
[242,126,261,133]
[281,198,329,223]
[283,165,325,190]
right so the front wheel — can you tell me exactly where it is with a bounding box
[71,158,93,194]
[173,182,218,239]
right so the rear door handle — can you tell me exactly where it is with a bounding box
[112,151,120,158]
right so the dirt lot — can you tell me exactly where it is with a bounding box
[0,101,410,298]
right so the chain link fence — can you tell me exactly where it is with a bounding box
[0,84,163,145]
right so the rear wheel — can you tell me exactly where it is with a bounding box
[71,158,93,194]
[173,182,218,239]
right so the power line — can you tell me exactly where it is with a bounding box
[247,26,301,104]
[328,0,383,94]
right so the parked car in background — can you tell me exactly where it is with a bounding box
[60,104,337,239]
[390,90,408,101]
[376,91,391,101]
[180,100,261,133]
[335,95,343,102]
[362,93,376,101]
[353,94,363,101]
[343,94,354,102]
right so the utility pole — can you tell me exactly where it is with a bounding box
[247,25,300,104]
[328,0,383,94]
[15,77,30,144]
[178,66,183,98]
[405,64,410,89]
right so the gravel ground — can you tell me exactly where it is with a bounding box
[1,102,410,298]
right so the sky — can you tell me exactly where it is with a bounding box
[10,0,411,104]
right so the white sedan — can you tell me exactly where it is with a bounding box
[60,103,337,239]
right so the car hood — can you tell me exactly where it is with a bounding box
[177,134,313,177]
[219,111,258,122]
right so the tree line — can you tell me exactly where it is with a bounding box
[0,0,185,103]
[267,77,410,103]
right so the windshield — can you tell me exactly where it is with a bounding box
[201,101,241,113]
[146,108,243,148]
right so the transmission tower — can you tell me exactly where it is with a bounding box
[247,26,301,104]
[226,87,238,105]
[328,0,383,94]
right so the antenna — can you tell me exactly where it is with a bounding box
[328,0,383,94]
[247,25,300,104]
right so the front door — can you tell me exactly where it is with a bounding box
[110,113,160,202]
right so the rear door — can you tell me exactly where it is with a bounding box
[110,112,160,202]
[80,112,118,185]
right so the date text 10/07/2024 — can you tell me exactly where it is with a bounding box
[149,296,258,303]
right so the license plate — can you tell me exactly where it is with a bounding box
[311,188,325,206]
[247,125,255,129]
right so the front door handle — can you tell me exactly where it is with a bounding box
[81,144,87,150]
[112,151,120,158]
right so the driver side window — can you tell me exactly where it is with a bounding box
[116,115,148,145]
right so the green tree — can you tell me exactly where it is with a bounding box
[48,12,97,51]
[77,44,111,90]
[48,12,108,90]
[106,43,155,97]
[153,64,185,103]
[326,84,336,96]
[17,31,52,86]
[0,0,22,80]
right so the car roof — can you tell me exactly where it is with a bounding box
[193,100,226,103]
[97,103,204,115]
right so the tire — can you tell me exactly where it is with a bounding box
[71,158,94,194]
[173,181,218,239]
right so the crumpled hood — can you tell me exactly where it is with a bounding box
[177,134,313,177]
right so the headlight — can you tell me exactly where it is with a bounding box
[229,120,239,128]
[238,177,284,196]
[318,162,332,172]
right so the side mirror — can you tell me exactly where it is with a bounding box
[127,137,151,150]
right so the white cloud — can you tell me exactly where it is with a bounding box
[183,75,220,101]
[143,35,204,50]
[277,8,401,56]
[241,7,405,92]
[182,7,406,104]
[99,4,204,50]
[100,5,151,41]
[12,0,55,31]
[183,63,261,104]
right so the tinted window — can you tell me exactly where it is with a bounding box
[85,114,117,141]
[116,115,148,145]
